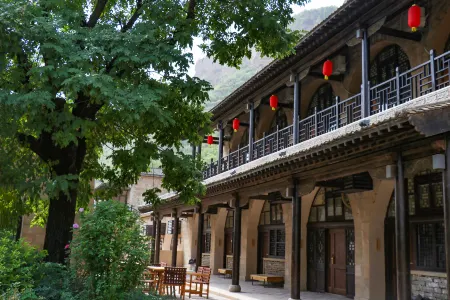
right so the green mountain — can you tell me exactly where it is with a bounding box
[194,6,338,111]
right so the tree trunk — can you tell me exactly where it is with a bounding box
[43,186,78,263]
[15,216,23,241]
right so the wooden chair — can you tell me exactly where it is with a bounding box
[159,267,186,299]
[189,266,211,299]
[140,270,156,293]
[161,262,167,267]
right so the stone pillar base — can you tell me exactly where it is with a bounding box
[228,285,241,292]
[288,298,301,300]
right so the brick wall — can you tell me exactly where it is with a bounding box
[226,255,233,269]
[411,273,448,300]
[201,253,211,267]
[263,258,285,276]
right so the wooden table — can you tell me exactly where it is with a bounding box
[250,274,284,287]
[148,266,165,292]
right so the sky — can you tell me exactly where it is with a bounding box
[188,0,345,76]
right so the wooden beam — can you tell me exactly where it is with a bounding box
[378,26,421,42]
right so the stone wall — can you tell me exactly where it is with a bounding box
[226,255,233,269]
[201,253,210,267]
[411,272,448,300]
[263,258,285,276]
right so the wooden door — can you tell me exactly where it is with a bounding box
[307,228,326,293]
[224,231,233,268]
[328,229,347,296]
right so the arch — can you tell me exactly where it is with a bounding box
[308,187,353,222]
[369,44,410,86]
[307,83,336,116]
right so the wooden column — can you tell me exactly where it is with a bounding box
[248,102,255,161]
[191,144,196,158]
[291,180,301,299]
[218,121,224,167]
[395,153,411,299]
[443,136,450,295]
[197,144,202,160]
[196,205,204,271]
[154,216,161,264]
[360,28,370,118]
[293,74,300,144]
[171,211,179,267]
[229,195,242,292]
[150,216,157,264]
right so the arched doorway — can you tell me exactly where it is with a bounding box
[224,209,234,269]
[307,188,355,298]
[257,201,285,276]
[384,171,446,300]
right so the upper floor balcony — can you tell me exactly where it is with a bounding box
[203,49,450,180]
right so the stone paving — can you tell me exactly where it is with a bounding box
[199,275,348,300]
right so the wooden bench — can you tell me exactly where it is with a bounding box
[218,268,232,278]
[250,274,284,287]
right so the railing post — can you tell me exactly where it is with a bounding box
[262,132,266,156]
[275,125,279,152]
[396,67,401,106]
[314,107,318,137]
[210,158,214,176]
[237,145,240,167]
[335,96,340,129]
[366,81,371,116]
[430,49,436,92]
[228,152,231,170]
[218,121,224,173]
[293,74,301,144]
[248,102,255,161]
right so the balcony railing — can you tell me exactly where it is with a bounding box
[203,50,450,180]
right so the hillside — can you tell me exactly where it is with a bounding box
[194,6,338,112]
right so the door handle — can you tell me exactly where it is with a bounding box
[331,255,335,264]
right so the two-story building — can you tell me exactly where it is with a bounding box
[139,0,450,299]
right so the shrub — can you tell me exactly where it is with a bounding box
[70,200,151,300]
[0,231,46,294]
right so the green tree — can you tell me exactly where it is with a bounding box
[0,0,307,263]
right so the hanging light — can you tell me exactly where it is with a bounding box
[269,95,278,111]
[408,4,421,32]
[207,135,214,145]
[232,118,240,132]
[322,59,333,80]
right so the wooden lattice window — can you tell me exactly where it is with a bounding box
[307,84,335,116]
[415,222,446,271]
[268,108,288,134]
[370,45,410,85]
[145,225,154,236]
[269,229,285,257]
[203,232,211,253]
[204,214,211,229]
[259,201,284,225]
[225,210,234,229]
[309,188,352,222]
[415,172,443,215]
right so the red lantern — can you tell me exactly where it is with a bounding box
[408,4,421,32]
[269,95,278,111]
[322,60,333,80]
[207,135,214,145]
[232,118,240,132]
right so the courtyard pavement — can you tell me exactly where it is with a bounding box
[200,275,348,300]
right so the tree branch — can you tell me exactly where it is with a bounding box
[17,132,54,163]
[86,0,109,28]
[121,0,143,32]
[187,0,196,20]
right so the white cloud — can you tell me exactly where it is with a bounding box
[188,0,345,76]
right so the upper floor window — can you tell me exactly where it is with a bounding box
[268,108,288,134]
[370,45,410,85]
[307,83,336,116]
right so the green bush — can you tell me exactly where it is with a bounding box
[0,231,46,294]
[70,200,151,300]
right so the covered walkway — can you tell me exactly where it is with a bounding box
[206,275,348,300]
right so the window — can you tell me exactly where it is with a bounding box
[268,108,288,134]
[307,84,335,116]
[204,214,211,229]
[415,173,443,214]
[225,210,234,229]
[415,222,446,271]
[370,45,410,85]
[269,229,285,257]
[203,233,211,253]
[145,225,153,236]
[309,188,352,222]
[259,201,284,225]
[166,220,181,235]
[160,237,164,250]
